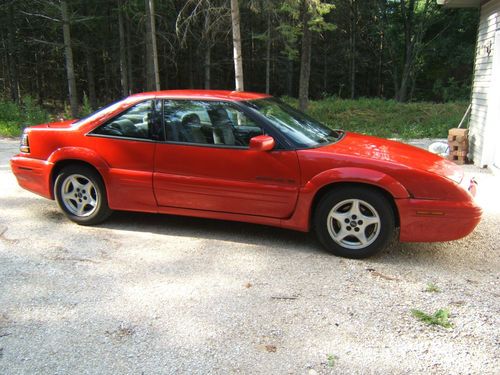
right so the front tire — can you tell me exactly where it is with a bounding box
[54,165,112,225]
[314,186,395,258]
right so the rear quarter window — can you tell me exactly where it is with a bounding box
[92,100,153,140]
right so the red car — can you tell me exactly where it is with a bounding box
[10,90,481,258]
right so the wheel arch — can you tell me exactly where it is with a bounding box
[50,159,107,200]
[304,167,408,231]
[47,147,110,199]
[51,159,113,225]
[310,181,401,228]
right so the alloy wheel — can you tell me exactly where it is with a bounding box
[60,174,99,217]
[326,198,381,250]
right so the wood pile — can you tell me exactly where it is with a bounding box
[447,128,468,165]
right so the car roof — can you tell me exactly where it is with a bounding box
[129,90,271,102]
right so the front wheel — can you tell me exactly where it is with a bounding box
[54,165,112,225]
[314,187,395,258]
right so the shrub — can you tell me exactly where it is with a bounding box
[81,93,93,117]
[0,97,50,137]
[0,100,21,122]
[22,96,50,125]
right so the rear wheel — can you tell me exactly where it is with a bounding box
[314,186,395,258]
[54,165,112,225]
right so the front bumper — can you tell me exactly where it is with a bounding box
[10,155,54,199]
[396,197,482,242]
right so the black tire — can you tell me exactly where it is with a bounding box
[54,165,112,225]
[314,186,395,258]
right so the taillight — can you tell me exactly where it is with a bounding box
[20,132,30,153]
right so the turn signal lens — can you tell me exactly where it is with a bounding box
[20,132,30,153]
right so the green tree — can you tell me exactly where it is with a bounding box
[280,0,334,110]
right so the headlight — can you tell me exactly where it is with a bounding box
[20,131,30,153]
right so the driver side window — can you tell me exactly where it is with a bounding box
[163,100,264,147]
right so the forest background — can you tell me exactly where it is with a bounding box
[0,0,478,138]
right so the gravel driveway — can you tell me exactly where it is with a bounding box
[0,138,498,374]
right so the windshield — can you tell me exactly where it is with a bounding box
[245,98,343,148]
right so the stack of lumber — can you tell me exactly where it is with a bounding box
[447,128,468,165]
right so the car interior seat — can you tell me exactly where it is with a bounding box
[207,108,235,145]
[181,113,206,143]
[105,118,137,137]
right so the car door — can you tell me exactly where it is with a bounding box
[86,99,160,212]
[153,99,300,219]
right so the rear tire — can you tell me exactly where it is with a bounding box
[54,165,112,225]
[314,186,394,258]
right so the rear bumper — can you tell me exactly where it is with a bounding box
[10,155,53,199]
[396,197,482,242]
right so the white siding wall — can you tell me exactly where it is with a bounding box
[469,0,500,166]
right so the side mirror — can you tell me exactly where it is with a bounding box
[249,135,275,151]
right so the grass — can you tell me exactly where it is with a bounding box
[285,97,468,140]
[0,96,468,139]
[425,282,441,293]
[326,353,338,367]
[411,308,453,328]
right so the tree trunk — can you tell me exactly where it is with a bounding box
[298,1,312,111]
[150,0,160,90]
[377,30,384,97]
[145,0,160,91]
[323,44,328,93]
[409,72,417,101]
[7,3,20,104]
[85,47,97,109]
[204,47,211,89]
[0,51,7,96]
[118,0,129,97]
[265,9,271,94]
[397,0,415,102]
[81,0,96,108]
[398,54,412,102]
[349,0,357,99]
[392,67,399,99]
[61,0,79,117]
[203,10,211,89]
[286,58,293,96]
[35,52,43,105]
[188,44,194,89]
[398,0,431,102]
[103,51,110,99]
[230,0,244,91]
[126,15,133,93]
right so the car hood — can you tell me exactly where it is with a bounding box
[319,132,463,183]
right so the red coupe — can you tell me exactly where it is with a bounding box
[10,90,481,258]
